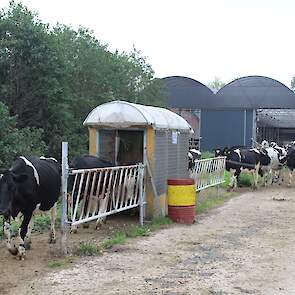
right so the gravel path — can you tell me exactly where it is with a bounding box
[8,187,295,295]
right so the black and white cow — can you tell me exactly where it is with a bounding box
[0,156,60,259]
[286,147,295,186]
[214,146,246,158]
[216,147,261,190]
[259,141,287,185]
[188,149,201,171]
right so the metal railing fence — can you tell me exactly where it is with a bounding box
[67,164,145,227]
[190,157,226,191]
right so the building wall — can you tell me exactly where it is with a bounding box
[201,109,254,151]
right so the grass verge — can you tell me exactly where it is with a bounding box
[197,187,237,214]
[74,217,172,257]
[47,257,75,268]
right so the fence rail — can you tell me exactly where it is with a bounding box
[190,157,226,191]
[67,164,145,227]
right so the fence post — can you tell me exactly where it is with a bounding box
[61,142,69,255]
[139,164,145,226]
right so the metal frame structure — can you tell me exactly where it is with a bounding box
[190,157,226,192]
[60,142,145,254]
[257,109,295,128]
[68,164,145,227]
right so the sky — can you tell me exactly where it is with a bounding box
[1,0,295,87]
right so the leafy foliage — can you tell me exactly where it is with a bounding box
[0,2,165,162]
[207,77,226,92]
[0,102,46,168]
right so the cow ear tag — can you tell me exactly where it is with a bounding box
[12,174,28,183]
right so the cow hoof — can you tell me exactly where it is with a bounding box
[70,228,78,234]
[95,223,102,230]
[95,221,106,230]
[8,247,18,256]
[17,246,26,260]
[82,223,90,229]
[49,238,56,244]
[24,240,31,250]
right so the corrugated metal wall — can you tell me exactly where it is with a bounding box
[154,130,189,195]
[201,109,254,151]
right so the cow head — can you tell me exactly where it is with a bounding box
[214,149,222,157]
[259,148,271,166]
[261,140,269,149]
[0,171,28,217]
[214,147,230,157]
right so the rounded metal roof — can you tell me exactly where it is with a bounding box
[84,100,192,131]
[163,75,295,110]
[216,76,295,109]
[162,76,215,109]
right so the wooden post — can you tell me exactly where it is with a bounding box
[61,142,69,255]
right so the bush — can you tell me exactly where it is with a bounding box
[0,102,46,169]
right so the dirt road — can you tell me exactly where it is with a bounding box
[6,187,295,294]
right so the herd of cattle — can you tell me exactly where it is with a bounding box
[1,140,295,260]
[188,140,295,190]
[215,140,295,189]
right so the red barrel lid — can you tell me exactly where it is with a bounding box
[167,178,195,185]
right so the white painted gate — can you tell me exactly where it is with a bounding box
[190,157,226,191]
[60,142,145,254]
[67,164,145,227]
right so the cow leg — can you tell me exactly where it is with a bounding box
[232,170,240,190]
[272,170,280,185]
[268,169,273,185]
[3,216,18,256]
[82,197,90,229]
[95,196,108,230]
[288,169,293,186]
[261,170,268,186]
[278,169,284,185]
[228,170,235,190]
[18,211,33,260]
[24,217,34,250]
[49,204,57,244]
[254,165,260,189]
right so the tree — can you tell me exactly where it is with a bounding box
[0,2,165,161]
[207,77,226,93]
[0,102,46,168]
[291,76,295,91]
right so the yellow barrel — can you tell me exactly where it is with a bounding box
[167,178,196,224]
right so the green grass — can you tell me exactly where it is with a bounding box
[47,257,74,268]
[239,173,253,187]
[221,170,263,189]
[125,225,151,238]
[0,216,20,239]
[33,214,51,233]
[100,231,126,249]
[201,151,214,159]
[75,241,101,256]
[73,217,173,256]
[197,187,237,214]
